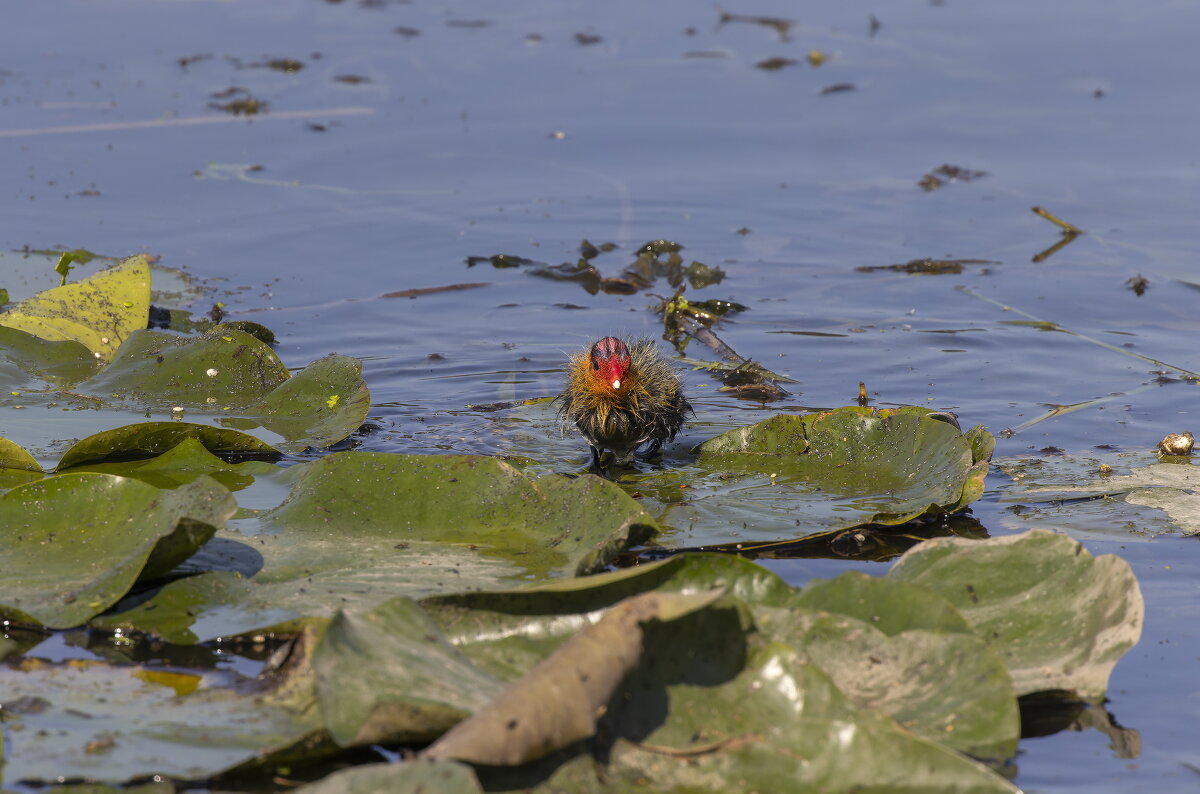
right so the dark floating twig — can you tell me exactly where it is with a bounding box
[382,282,490,299]
[1032,206,1084,235]
[857,258,995,275]
[716,5,793,41]
[819,83,856,95]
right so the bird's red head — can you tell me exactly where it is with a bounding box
[589,336,631,391]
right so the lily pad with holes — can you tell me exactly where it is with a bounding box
[0,474,236,628]
[667,407,993,543]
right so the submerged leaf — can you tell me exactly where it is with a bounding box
[0,475,236,628]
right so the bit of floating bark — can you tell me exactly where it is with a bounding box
[1126,274,1149,296]
[756,57,798,71]
[820,83,856,95]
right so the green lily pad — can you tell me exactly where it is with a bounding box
[94,452,660,642]
[78,326,291,411]
[65,437,282,492]
[0,325,99,387]
[0,435,42,472]
[754,605,1018,760]
[0,255,151,364]
[890,529,1144,700]
[56,421,280,470]
[793,570,972,636]
[249,353,371,452]
[261,452,657,575]
[0,474,236,628]
[314,597,507,747]
[1,647,321,784]
[674,407,992,542]
[292,760,483,794]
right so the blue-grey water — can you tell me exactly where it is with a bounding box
[4,0,1200,790]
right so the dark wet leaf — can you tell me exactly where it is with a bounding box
[0,255,150,364]
[857,258,996,275]
[891,529,1143,700]
[464,254,536,268]
[56,422,280,470]
[685,260,726,288]
[0,475,236,628]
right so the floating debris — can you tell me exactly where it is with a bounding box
[857,258,995,275]
[1126,274,1149,296]
[918,164,988,192]
[807,50,827,66]
[1032,206,1084,235]
[382,282,491,299]
[1157,432,1194,456]
[716,5,793,40]
[756,57,798,71]
[574,32,602,45]
[820,83,856,95]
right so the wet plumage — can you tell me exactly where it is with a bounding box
[557,336,692,468]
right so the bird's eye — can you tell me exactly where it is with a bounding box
[591,359,599,371]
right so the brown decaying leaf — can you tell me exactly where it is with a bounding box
[422,590,722,766]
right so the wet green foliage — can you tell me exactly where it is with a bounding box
[0,260,1145,791]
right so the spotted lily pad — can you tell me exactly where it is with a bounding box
[0,474,236,628]
[676,407,993,542]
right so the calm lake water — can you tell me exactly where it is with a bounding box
[5,0,1200,790]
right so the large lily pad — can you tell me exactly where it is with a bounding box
[0,474,236,628]
[0,255,151,364]
[670,407,993,543]
[93,452,660,642]
[890,529,1144,699]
